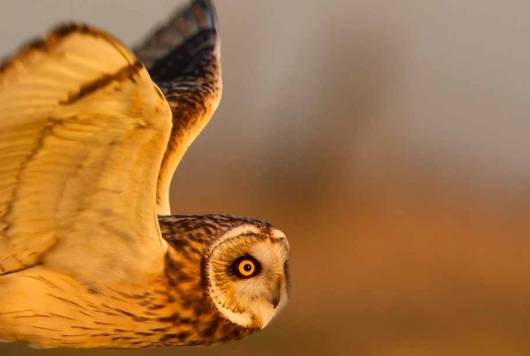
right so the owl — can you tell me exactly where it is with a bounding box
[0,0,289,349]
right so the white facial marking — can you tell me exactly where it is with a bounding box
[207,225,289,329]
[254,302,276,328]
[271,228,286,239]
[211,299,253,327]
[208,224,261,252]
[271,228,289,251]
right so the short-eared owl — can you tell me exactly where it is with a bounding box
[0,0,289,349]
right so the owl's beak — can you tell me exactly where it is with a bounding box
[271,294,281,309]
[258,279,287,328]
[270,278,283,309]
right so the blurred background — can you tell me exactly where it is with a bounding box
[2,0,530,355]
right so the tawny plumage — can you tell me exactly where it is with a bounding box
[0,0,289,349]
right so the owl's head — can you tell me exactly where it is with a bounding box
[203,224,289,329]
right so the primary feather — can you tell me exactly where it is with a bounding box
[135,0,222,215]
[0,24,171,285]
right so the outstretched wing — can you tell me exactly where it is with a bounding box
[135,0,221,215]
[0,25,172,286]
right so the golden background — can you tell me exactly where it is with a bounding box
[1,0,530,355]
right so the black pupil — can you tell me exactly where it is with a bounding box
[243,262,252,271]
[233,256,260,278]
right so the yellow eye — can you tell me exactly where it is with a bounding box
[238,260,255,277]
[233,256,261,278]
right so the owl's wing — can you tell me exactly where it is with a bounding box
[134,0,221,215]
[0,25,172,286]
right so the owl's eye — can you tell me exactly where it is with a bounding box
[232,255,261,279]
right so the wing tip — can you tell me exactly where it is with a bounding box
[193,0,219,32]
[50,23,114,42]
[0,23,81,75]
[134,0,220,70]
[0,33,48,76]
[172,0,219,36]
[0,23,132,77]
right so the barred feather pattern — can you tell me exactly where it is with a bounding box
[0,215,264,348]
